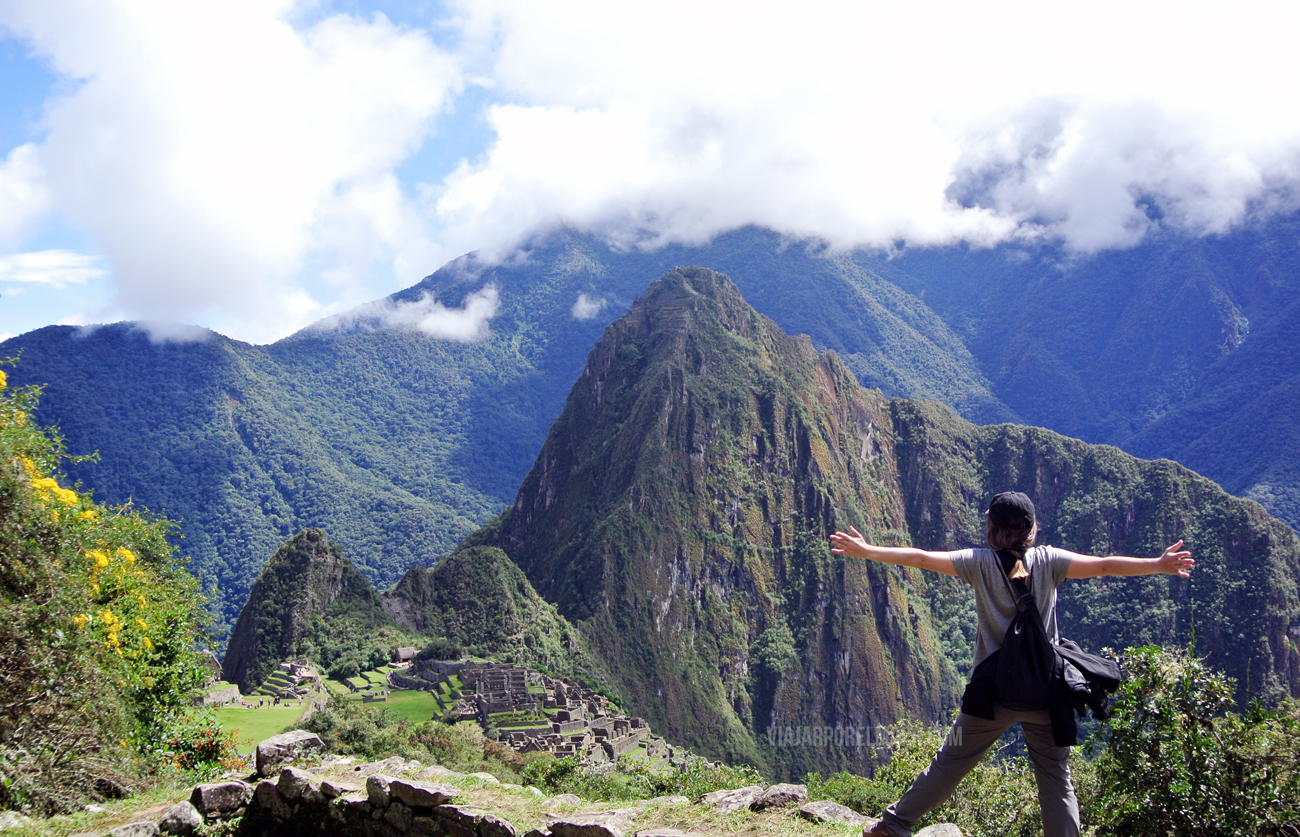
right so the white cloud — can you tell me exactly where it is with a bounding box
[0,143,51,245]
[0,0,460,341]
[5,0,1300,341]
[313,283,500,342]
[0,250,104,287]
[432,0,1300,256]
[571,293,606,320]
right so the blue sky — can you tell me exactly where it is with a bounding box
[1,0,1298,344]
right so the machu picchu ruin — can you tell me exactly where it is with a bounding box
[389,660,673,765]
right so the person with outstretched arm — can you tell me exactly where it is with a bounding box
[830,491,1193,837]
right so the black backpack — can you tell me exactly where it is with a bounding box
[992,549,1056,712]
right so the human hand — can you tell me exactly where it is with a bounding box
[829,526,871,560]
[1157,540,1194,577]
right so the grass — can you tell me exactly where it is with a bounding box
[213,701,311,755]
[371,689,442,724]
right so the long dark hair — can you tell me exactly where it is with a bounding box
[987,517,1037,579]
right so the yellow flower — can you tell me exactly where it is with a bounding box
[136,617,148,630]
[0,369,7,389]
[72,613,90,631]
[79,510,97,521]
[142,637,153,650]
[116,548,136,565]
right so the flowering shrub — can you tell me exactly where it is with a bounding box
[0,362,212,813]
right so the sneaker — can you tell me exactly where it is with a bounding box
[862,820,899,837]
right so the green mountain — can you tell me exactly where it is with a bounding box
[5,217,1300,645]
[222,528,412,691]
[384,545,615,694]
[0,227,1011,641]
[479,267,1300,777]
[224,527,612,695]
[882,214,1300,526]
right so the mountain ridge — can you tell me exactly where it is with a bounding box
[5,219,1300,644]
[478,266,1300,776]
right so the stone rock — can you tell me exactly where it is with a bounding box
[548,811,634,837]
[389,778,462,808]
[277,765,315,800]
[320,779,362,798]
[467,771,501,785]
[356,756,415,776]
[0,812,31,830]
[751,783,808,811]
[252,779,292,822]
[158,800,203,835]
[915,825,964,837]
[431,804,486,828]
[645,795,689,806]
[523,786,545,799]
[633,830,695,837]
[798,800,870,825]
[384,800,413,831]
[106,823,159,837]
[697,785,763,813]
[189,780,252,818]
[545,793,583,808]
[480,812,519,837]
[521,829,552,837]
[337,791,371,817]
[255,730,325,777]
[367,774,394,808]
[321,754,354,767]
[417,765,462,781]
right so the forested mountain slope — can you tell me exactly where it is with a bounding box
[4,215,1299,642]
[481,267,1300,778]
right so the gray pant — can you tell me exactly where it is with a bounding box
[879,704,1080,837]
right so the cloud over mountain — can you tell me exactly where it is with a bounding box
[2,0,1298,341]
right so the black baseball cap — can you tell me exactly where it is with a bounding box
[988,491,1035,529]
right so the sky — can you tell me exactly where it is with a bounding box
[1,0,1298,344]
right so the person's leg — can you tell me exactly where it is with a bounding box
[877,710,1015,837]
[1019,712,1080,837]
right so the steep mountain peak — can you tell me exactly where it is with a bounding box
[222,528,387,690]
[491,266,939,774]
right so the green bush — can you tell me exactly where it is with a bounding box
[805,719,1050,837]
[519,754,764,802]
[0,366,213,813]
[1091,645,1300,837]
[298,694,499,775]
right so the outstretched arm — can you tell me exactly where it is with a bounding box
[1065,540,1194,579]
[830,526,958,576]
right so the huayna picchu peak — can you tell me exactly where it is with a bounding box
[478,266,1300,779]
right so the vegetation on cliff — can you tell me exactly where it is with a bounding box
[482,267,1300,779]
[0,366,221,813]
[7,218,1300,649]
[221,528,420,691]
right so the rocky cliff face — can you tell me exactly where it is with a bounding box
[891,399,1300,702]
[492,267,957,776]
[488,267,1300,777]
